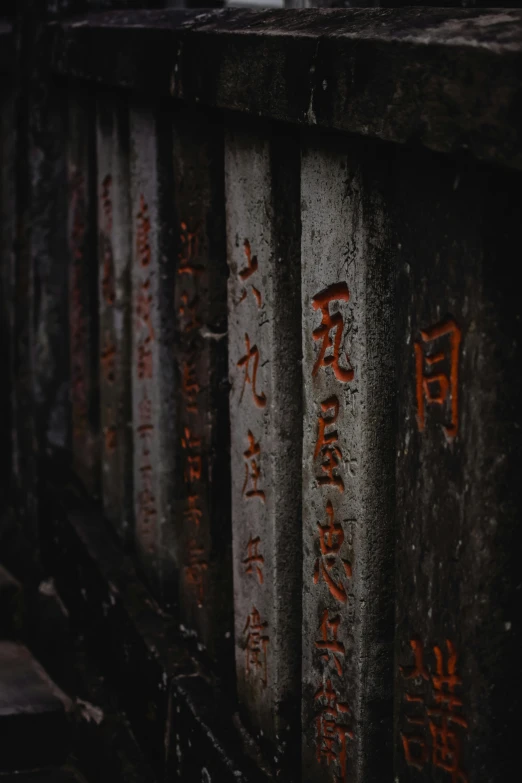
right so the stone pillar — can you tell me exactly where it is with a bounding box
[129,102,177,605]
[67,91,99,497]
[96,93,133,545]
[225,121,301,776]
[394,147,522,783]
[172,108,233,671]
[301,136,395,783]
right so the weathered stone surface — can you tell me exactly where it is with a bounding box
[301,135,395,782]
[0,641,72,771]
[394,146,522,783]
[226,121,301,776]
[51,9,522,172]
[68,92,99,496]
[172,108,233,672]
[96,93,133,545]
[129,102,177,606]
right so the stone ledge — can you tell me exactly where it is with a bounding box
[50,8,522,171]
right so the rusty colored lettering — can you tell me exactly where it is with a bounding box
[101,336,116,384]
[136,278,155,343]
[181,426,202,484]
[242,430,266,503]
[178,221,202,277]
[315,609,346,676]
[244,606,269,687]
[184,494,203,528]
[314,679,353,782]
[237,334,267,408]
[315,396,344,492]
[415,318,461,440]
[178,290,201,333]
[136,194,151,268]
[185,539,208,607]
[314,501,352,603]
[400,638,468,782]
[137,342,153,380]
[311,282,354,382]
[239,239,258,281]
[243,535,264,584]
[182,360,200,413]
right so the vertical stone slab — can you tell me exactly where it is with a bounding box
[96,94,133,545]
[67,92,99,496]
[301,136,395,783]
[226,122,301,776]
[172,108,233,669]
[129,103,177,604]
[394,149,522,783]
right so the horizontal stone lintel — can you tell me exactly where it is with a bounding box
[50,8,522,171]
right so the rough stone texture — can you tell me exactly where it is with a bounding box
[0,641,72,771]
[225,121,301,777]
[394,146,522,783]
[129,102,177,607]
[172,108,233,673]
[301,135,395,783]
[51,9,522,172]
[68,92,100,497]
[96,92,133,545]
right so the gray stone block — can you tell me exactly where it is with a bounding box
[226,122,301,776]
[394,147,522,783]
[301,136,395,783]
[96,94,133,545]
[129,103,177,605]
[172,108,233,670]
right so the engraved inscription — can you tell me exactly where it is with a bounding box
[237,334,267,408]
[315,396,344,492]
[244,606,269,687]
[312,283,353,382]
[415,318,461,440]
[314,501,352,603]
[242,430,266,503]
[243,535,264,584]
[400,638,468,782]
[314,679,353,783]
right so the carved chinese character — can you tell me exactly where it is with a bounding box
[414,318,461,440]
[312,282,354,382]
[185,539,208,607]
[314,679,353,782]
[137,342,153,380]
[136,194,151,268]
[178,290,201,333]
[239,239,258,281]
[137,392,153,457]
[400,638,468,782]
[242,431,266,503]
[314,501,352,603]
[181,360,199,413]
[315,609,345,676]
[315,396,344,492]
[243,535,264,584]
[136,486,157,554]
[178,221,202,277]
[136,278,155,343]
[237,334,267,408]
[104,425,117,454]
[244,606,269,687]
[101,236,115,306]
[101,336,116,384]
[184,494,203,528]
[181,427,202,483]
